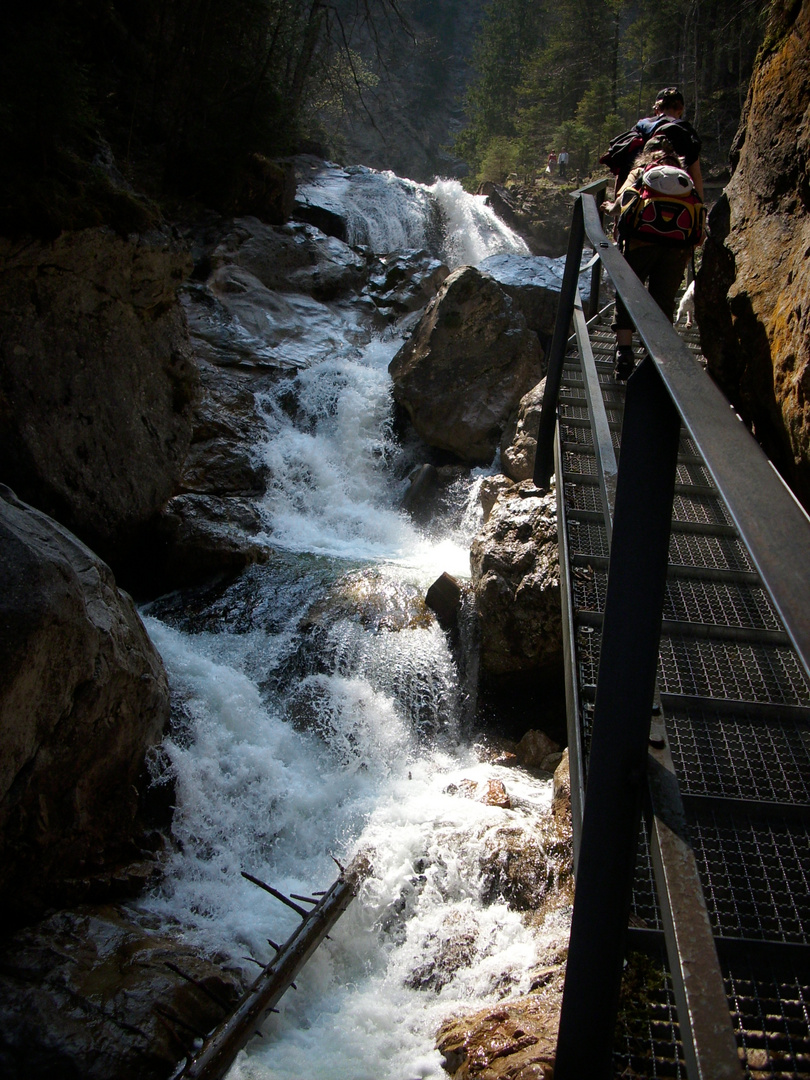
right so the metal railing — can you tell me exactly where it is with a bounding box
[536,188,810,1079]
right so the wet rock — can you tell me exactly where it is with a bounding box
[552,750,571,826]
[0,488,169,923]
[144,494,270,593]
[406,909,479,993]
[302,567,432,635]
[365,249,449,316]
[210,216,367,300]
[500,378,546,483]
[516,730,561,772]
[0,228,197,569]
[449,778,512,809]
[482,779,512,808]
[402,463,440,520]
[696,2,810,509]
[437,993,559,1080]
[0,905,245,1080]
[178,364,270,497]
[389,266,544,463]
[401,463,473,528]
[479,475,515,521]
[183,265,363,372]
[478,820,570,912]
[426,572,463,629]
[470,481,562,675]
[478,253,591,340]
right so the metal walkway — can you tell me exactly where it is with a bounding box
[559,312,810,1078]
[540,187,810,1079]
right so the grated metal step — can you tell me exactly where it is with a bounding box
[557,305,810,1079]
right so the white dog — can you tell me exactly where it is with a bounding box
[676,279,696,329]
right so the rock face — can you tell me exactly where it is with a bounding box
[478,182,572,258]
[0,905,245,1080]
[0,228,198,565]
[696,1,810,508]
[481,180,577,258]
[470,480,561,675]
[500,379,546,483]
[478,253,591,340]
[208,214,368,301]
[0,488,170,922]
[388,266,544,463]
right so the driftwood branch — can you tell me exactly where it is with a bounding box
[177,853,371,1080]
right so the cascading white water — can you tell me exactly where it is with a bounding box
[141,165,567,1080]
[295,163,529,268]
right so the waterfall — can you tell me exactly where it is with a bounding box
[295,162,530,268]
[140,165,567,1080]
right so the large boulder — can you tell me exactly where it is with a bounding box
[696,1,810,508]
[134,361,273,595]
[478,252,592,341]
[470,479,562,675]
[0,228,198,566]
[0,488,170,922]
[388,266,544,463]
[208,216,368,300]
[0,905,245,1080]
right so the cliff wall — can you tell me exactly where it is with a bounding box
[697,0,810,507]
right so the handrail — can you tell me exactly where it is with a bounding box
[542,191,810,1079]
[537,193,810,676]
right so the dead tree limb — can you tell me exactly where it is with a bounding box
[178,853,371,1080]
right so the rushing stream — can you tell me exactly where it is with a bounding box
[140,169,568,1079]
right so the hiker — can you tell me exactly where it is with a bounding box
[602,86,703,200]
[640,87,703,198]
[546,150,558,175]
[605,135,705,381]
[558,149,569,179]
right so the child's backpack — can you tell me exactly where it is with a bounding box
[617,164,705,248]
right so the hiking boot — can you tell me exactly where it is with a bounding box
[613,347,635,381]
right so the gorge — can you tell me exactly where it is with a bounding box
[2,1,809,1076]
[0,164,575,1080]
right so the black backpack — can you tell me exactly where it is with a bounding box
[600,115,702,179]
[599,117,667,178]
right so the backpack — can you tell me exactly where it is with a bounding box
[617,164,705,248]
[600,115,702,179]
[599,117,667,177]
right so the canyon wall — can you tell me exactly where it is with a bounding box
[697,1,810,508]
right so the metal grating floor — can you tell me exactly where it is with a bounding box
[557,308,810,1079]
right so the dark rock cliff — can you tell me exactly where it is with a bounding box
[697,0,810,507]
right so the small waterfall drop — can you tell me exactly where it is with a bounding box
[141,163,567,1080]
[296,163,529,268]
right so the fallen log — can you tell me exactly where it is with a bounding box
[176,853,371,1080]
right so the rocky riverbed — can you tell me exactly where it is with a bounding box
[0,157,585,1079]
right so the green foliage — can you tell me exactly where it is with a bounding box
[453,0,547,177]
[455,0,771,184]
[478,136,521,184]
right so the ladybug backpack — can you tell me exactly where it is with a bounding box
[617,164,705,248]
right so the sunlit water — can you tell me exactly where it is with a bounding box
[141,165,566,1079]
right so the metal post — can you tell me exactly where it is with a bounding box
[533,197,586,489]
[586,179,607,319]
[553,357,682,1080]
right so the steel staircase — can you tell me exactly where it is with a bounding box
[542,185,810,1079]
